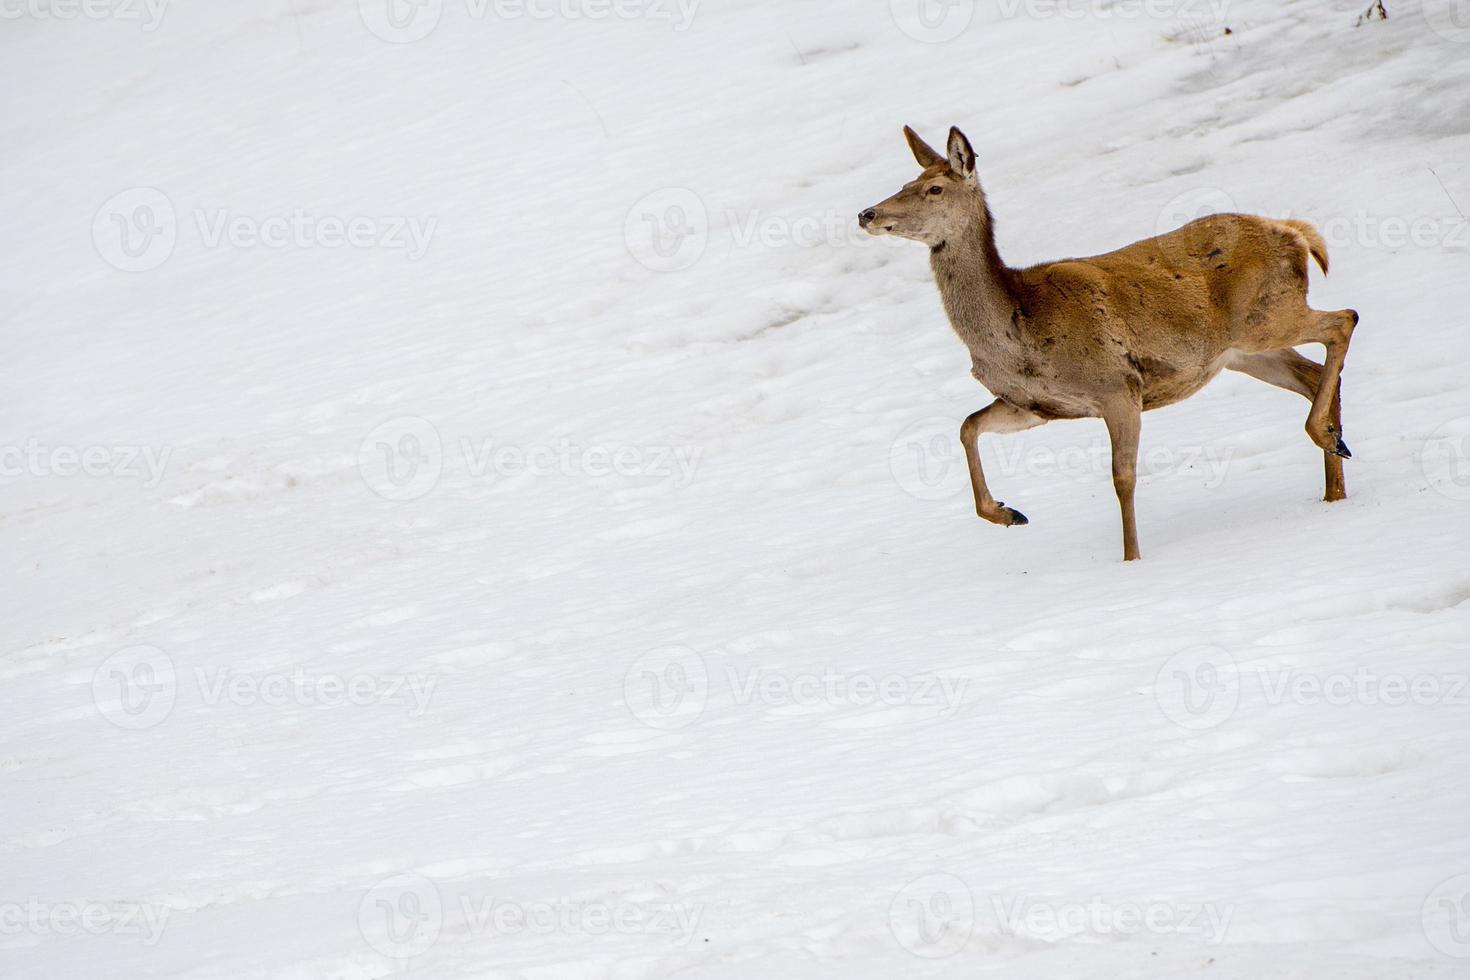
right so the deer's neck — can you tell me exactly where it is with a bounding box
[928,207,1021,354]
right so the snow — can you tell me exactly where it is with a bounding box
[3,0,1469,976]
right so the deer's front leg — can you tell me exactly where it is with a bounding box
[960,399,1045,527]
[1101,397,1143,561]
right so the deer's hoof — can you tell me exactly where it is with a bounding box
[994,504,1028,527]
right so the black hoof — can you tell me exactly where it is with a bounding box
[1000,505,1028,526]
[1332,439,1352,459]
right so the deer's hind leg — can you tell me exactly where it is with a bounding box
[1300,309,1358,464]
[1226,347,1347,502]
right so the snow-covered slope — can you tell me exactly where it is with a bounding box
[4,1,1469,976]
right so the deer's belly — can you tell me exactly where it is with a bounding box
[972,353,1226,418]
[971,362,1095,420]
[1138,354,1229,410]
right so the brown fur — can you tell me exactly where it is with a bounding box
[860,126,1358,561]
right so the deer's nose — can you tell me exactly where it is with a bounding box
[858,208,876,228]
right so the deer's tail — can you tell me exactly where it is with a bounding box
[1275,218,1329,275]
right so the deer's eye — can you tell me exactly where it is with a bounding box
[927,186,943,196]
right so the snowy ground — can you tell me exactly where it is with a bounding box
[4,0,1470,976]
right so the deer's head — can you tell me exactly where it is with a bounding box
[859,126,983,247]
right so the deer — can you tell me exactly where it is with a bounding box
[860,126,1358,561]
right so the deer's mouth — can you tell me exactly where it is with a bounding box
[859,207,896,232]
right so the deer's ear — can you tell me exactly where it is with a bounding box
[903,125,945,169]
[947,127,976,178]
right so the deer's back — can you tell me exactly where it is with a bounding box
[1010,214,1311,410]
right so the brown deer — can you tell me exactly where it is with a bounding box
[860,126,1358,561]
